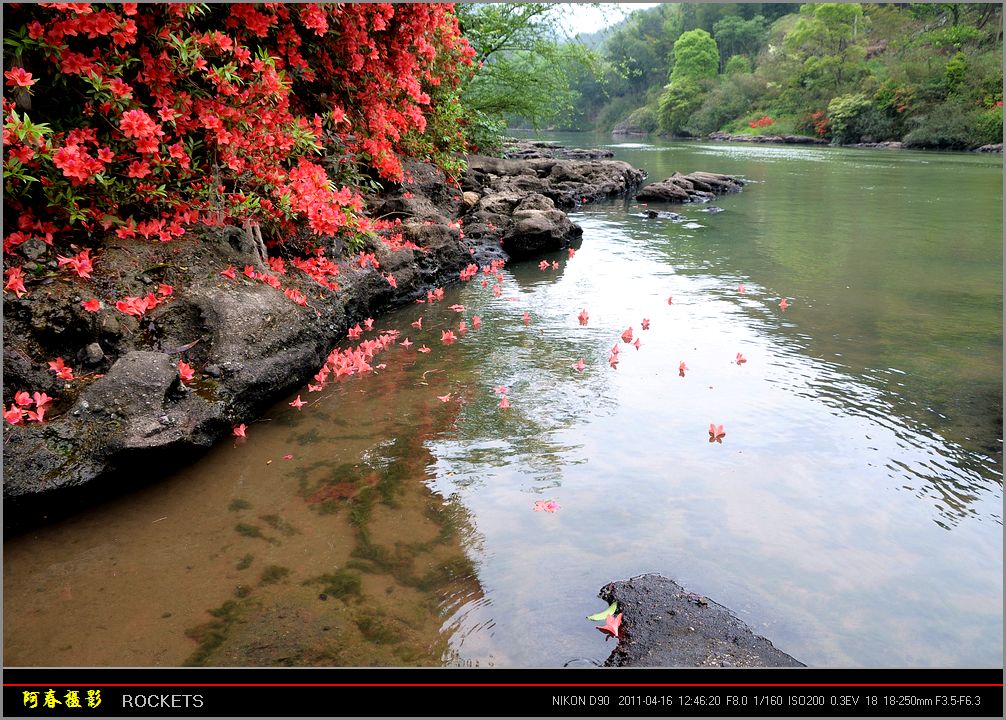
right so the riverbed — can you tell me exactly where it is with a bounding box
[4,136,1001,668]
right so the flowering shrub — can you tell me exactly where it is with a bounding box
[748,115,774,129]
[3,2,475,299]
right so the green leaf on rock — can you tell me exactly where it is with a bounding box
[586,601,617,621]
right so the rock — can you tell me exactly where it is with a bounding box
[850,141,904,149]
[461,191,480,211]
[21,238,49,260]
[501,139,614,161]
[707,131,828,145]
[503,208,582,259]
[636,171,744,204]
[466,154,645,210]
[599,574,804,668]
[976,143,1003,153]
[645,210,686,221]
[82,342,105,365]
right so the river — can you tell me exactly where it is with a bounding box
[4,135,1002,668]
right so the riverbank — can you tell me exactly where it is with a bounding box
[2,146,645,535]
[611,129,1004,153]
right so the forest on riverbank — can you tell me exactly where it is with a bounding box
[489,3,1003,150]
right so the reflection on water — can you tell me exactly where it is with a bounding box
[4,136,1002,668]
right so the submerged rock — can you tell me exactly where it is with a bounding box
[599,574,804,668]
[636,171,744,203]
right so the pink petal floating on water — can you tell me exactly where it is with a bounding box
[708,423,726,443]
[572,358,586,372]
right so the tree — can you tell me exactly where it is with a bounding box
[669,29,720,84]
[712,15,767,69]
[455,4,597,145]
[658,79,705,136]
[784,3,868,90]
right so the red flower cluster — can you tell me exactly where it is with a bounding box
[748,116,774,129]
[4,2,474,281]
[4,389,52,425]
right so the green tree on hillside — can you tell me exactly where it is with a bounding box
[712,15,768,69]
[659,29,720,135]
[669,28,720,83]
[455,3,597,146]
[784,3,868,90]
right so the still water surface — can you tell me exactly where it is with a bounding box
[5,136,1002,667]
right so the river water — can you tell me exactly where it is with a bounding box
[5,136,1002,668]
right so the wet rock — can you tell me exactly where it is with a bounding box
[850,141,905,149]
[976,143,1003,153]
[599,574,804,668]
[636,171,744,204]
[644,210,686,221]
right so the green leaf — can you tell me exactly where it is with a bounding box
[586,602,617,621]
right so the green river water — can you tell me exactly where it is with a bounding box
[4,135,1001,668]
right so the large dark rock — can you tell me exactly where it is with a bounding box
[599,574,804,668]
[636,171,744,203]
[467,154,645,209]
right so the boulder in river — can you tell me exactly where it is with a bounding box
[599,574,804,667]
[636,171,744,203]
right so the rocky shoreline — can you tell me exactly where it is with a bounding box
[706,130,828,145]
[599,575,804,667]
[2,143,645,534]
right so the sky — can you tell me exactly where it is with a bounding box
[555,2,662,37]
